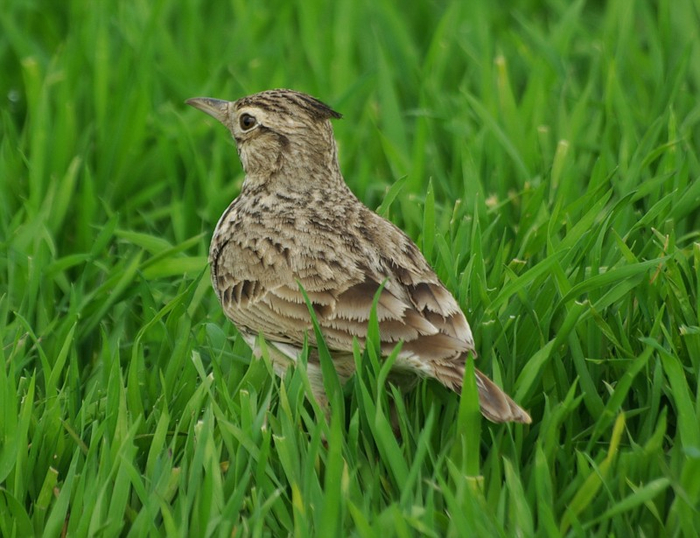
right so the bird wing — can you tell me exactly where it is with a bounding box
[211,208,475,363]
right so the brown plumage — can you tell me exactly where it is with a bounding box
[187,89,531,424]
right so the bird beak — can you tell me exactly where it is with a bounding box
[186,97,231,124]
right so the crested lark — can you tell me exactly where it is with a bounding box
[187,89,531,424]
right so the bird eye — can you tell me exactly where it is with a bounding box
[239,113,257,131]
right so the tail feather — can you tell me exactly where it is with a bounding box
[434,362,532,424]
[474,369,531,424]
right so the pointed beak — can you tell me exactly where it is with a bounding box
[185,97,231,124]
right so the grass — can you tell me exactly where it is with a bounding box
[2,0,700,535]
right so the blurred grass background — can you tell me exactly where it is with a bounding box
[2,0,700,535]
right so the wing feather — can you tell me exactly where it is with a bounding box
[212,204,475,360]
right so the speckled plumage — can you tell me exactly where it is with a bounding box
[187,89,531,424]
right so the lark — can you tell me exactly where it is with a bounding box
[187,89,531,424]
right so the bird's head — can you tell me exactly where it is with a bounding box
[187,89,342,183]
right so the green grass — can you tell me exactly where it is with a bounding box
[2,0,700,535]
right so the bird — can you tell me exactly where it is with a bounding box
[186,89,531,424]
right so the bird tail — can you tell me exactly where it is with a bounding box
[434,362,532,424]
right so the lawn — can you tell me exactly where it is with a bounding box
[1,0,700,535]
